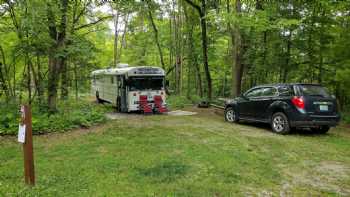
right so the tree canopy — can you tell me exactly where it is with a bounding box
[0,0,349,111]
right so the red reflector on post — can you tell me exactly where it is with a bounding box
[291,96,305,109]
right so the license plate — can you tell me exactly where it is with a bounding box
[319,105,328,111]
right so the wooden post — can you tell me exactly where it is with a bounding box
[20,105,35,186]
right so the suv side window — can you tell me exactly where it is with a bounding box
[262,87,277,97]
[245,88,263,98]
[278,86,292,96]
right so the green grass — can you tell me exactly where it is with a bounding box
[1,108,350,196]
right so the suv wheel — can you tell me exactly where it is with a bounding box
[225,107,238,123]
[311,126,330,134]
[271,112,290,134]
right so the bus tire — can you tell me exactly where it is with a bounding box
[96,91,102,103]
[116,97,121,112]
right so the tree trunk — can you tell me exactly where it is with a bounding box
[29,57,42,104]
[174,2,182,95]
[233,0,244,97]
[26,61,31,104]
[169,0,175,91]
[199,1,212,100]
[262,31,267,70]
[145,2,166,70]
[113,12,120,66]
[60,59,68,100]
[318,10,326,84]
[184,0,211,99]
[47,0,68,113]
[256,0,268,80]
[118,13,129,60]
[222,71,227,97]
[74,63,78,100]
[0,62,9,99]
[283,31,292,83]
[184,6,203,97]
[0,45,9,99]
[48,56,60,113]
[35,55,44,105]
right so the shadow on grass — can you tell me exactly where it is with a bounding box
[237,121,330,137]
[135,161,189,183]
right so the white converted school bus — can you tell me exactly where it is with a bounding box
[91,64,167,113]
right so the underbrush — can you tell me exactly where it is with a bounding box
[0,99,108,135]
[166,95,202,109]
[343,111,350,124]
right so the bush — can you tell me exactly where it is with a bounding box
[0,99,108,135]
[166,96,191,109]
[166,95,203,109]
[189,95,202,104]
[343,111,350,124]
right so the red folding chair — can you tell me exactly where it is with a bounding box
[154,95,167,113]
[139,95,152,114]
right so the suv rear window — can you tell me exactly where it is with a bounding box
[298,85,330,98]
[278,86,293,96]
[262,87,277,97]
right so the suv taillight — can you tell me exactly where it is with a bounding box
[291,96,305,109]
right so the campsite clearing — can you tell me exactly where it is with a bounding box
[1,107,350,196]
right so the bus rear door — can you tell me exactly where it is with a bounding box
[117,76,128,112]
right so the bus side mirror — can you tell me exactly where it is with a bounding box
[125,79,131,86]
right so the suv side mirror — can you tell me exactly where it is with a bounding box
[241,94,249,100]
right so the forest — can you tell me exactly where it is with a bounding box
[2,1,350,195]
[0,0,349,118]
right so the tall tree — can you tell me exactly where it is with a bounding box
[144,0,166,70]
[46,0,68,112]
[0,45,9,99]
[184,0,212,99]
[232,0,244,97]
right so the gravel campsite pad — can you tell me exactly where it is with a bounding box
[105,110,197,119]
[166,110,197,116]
[105,113,141,120]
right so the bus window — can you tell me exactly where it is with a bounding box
[95,76,100,83]
[111,76,114,84]
[128,77,164,91]
[117,76,123,88]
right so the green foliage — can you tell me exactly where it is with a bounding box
[166,96,192,109]
[1,0,350,116]
[343,111,350,124]
[0,100,107,135]
[166,95,202,109]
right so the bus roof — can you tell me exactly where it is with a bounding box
[91,66,165,77]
